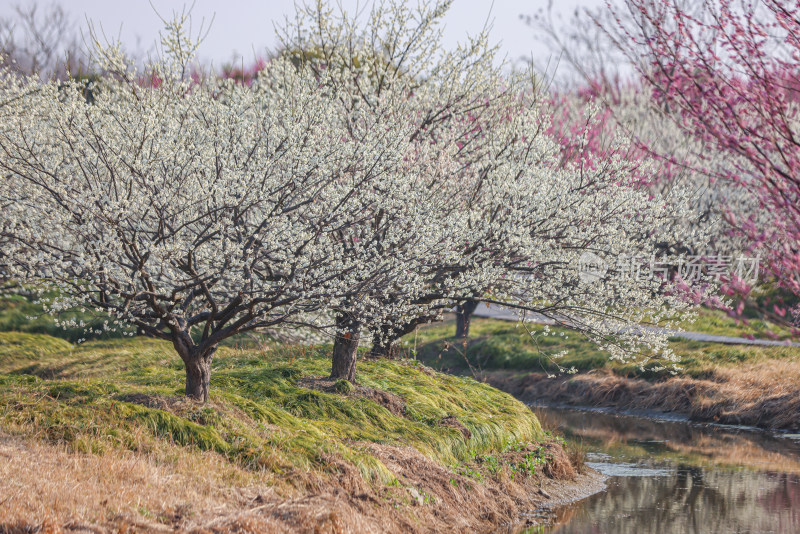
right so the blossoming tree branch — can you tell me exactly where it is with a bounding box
[0,0,700,401]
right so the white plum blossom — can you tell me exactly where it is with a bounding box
[0,1,704,399]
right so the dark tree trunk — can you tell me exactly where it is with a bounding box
[330,315,361,382]
[173,334,216,402]
[185,355,212,402]
[455,300,479,338]
[369,333,402,359]
[369,314,439,359]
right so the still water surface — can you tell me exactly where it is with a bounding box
[531,405,800,534]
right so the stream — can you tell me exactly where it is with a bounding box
[528,405,800,533]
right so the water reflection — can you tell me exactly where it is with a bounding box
[532,406,800,534]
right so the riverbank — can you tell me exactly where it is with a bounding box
[483,363,800,430]
[412,317,800,431]
[0,331,600,533]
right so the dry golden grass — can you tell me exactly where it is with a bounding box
[533,406,800,475]
[0,431,599,534]
[0,431,273,531]
[488,358,800,430]
[693,360,800,429]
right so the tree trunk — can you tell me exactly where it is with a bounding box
[368,315,436,360]
[173,335,216,402]
[369,333,402,359]
[455,300,479,338]
[185,355,212,402]
[330,315,361,382]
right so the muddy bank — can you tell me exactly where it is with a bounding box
[0,432,604,534]
[482,363,800,431]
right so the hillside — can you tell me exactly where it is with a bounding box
[0,332,596,533]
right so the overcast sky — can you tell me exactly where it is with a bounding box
[0,0,604,70]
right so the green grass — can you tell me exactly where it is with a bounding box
[677,307,795,340]
[0,292,132,343]
[0,331,545,486]
[410,316,800,380]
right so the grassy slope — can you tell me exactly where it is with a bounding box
[411,316,799,379]
[410,317,800,429]
[0,330,594,531]
[0,331,546,475]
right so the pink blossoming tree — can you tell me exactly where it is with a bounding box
[603,0,800,330]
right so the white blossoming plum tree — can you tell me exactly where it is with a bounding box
[275,0,519,378]
[0,13,427,400]
[0,0,704,399]
[281,0,700,373]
